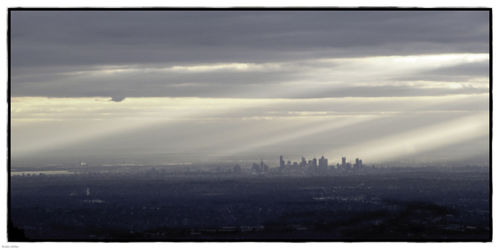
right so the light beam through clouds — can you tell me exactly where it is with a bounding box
[11,97,282,157]
[329,113,489,162]
[11,93,488,164]
[10,10,490,166]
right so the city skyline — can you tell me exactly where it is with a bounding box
[279,155,361,169]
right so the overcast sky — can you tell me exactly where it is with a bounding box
[10,10,490,166]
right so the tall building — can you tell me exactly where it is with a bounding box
[252,163,260,173]
[312,158,317,168]
[253,160,269,173]
[280,155,285,168]
[300,157,307,168]
[263,162,269,172]
[319,156,328,168]
[354,158,363,169]
[342,157,346,168]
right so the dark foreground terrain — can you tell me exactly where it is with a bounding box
[9,166,490,241]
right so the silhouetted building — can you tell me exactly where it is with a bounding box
[252,163,260,173]
[355,158,363,169]
[342,157,346,168]
[319,156,328,169]
[300,157,307,168]
[279,155,285,168]
[260,160,269,172]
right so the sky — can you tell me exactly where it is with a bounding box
[10,10,490,167]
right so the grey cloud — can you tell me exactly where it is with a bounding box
[11,72,488,98]
[396,60,489,82]
[11,10,488,69]
[9,10,490,99]
[429,61,489,76]
[111,96,126,102]
[11,62,489,99]
[300,85,488,98]
[13,66,299,87]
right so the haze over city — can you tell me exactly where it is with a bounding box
[10,11,489,166]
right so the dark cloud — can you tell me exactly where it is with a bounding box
[10,10,490,98]
[110,96,126,102]
[11,10,488,68]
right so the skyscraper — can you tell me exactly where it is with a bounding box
[354,158,363,169]
[280,155,285,168]
[319,156,328,169]
[300,157,307,168]
[342,157,346,168]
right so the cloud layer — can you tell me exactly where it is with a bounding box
[11,10,489,99]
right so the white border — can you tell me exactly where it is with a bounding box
[0,1,496,250]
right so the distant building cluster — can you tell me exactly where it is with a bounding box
[251,160,269,174]
[280,155,363,170]
[246,155,365,175]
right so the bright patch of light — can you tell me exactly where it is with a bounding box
[330,112,489,162]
